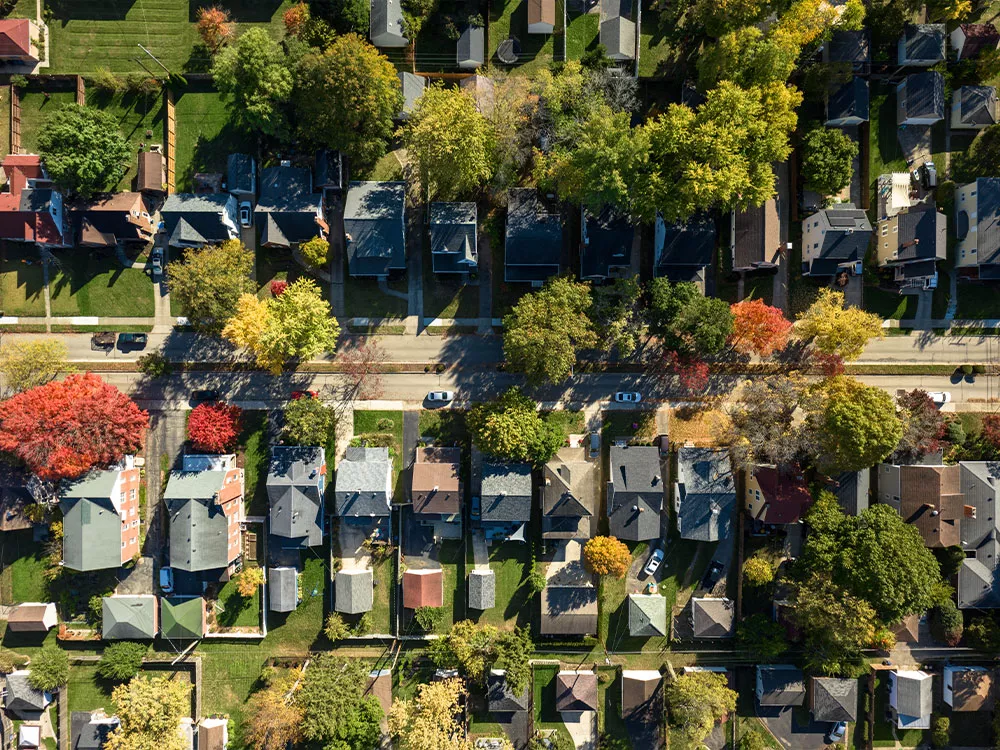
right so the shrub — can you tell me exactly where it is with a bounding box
[962,364,975,375]
[9,74,28,90]
[97,642,147,682]
[932,599,964,646]
[0,650,27,674]
[283,1,310,36]
[283,396,335,446]
[376,417,394,430]
[88,595,104,627]
[527,570,546,594]
[414,606,445,632]
[353,612,373,636]
[967,616,1000,651]
[742,556,774,586]
[947,418,967,446]
[270,279,288,296]
[137,351,172,378]
[324,612,349,641]
[583,536,631,578]
[738,732,768,750]
[235,567,264,598]
[196,5,235,52]
[187,401,242,453]
[300,236,330,269]
[28,646,68,691]
[931,715,950,749]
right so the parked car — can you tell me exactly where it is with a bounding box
[826,722,847,743]
[159,567,174,594]
[91,331,115,351]
[427,391,454,403]
[150,248,163,278]
[470,496,481,521]
[701,560,725,589]
[239,201,253,228]
[928,391,952,406]
[588,433,600,459]
[614,391,642,403]
[190,389,220,405]
[117,332,148,351]
[643,546,665,577]
[291,390,318,400]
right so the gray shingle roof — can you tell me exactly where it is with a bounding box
[833,469,870,515]
[334,568,374,614]
[227,153,254,195]
[60,495,122,572]
[468,569,496,610]
[581,207,633,281]
[102,595,157,640]
[901,24,946,63]
[488,669,529,711]
[72,712,120,750]
[268,446,325,547]
[757,666,806,706]
[807,204,873,275]
[962,178,1000,268]
[254,166,323,248]
[457,25,484,67]
[812,677,858,722]
[827,77,869,123]
[344,181,406,276]
[5,672,50,717]
[161,193,235,248]
[608,446,663,541]
[599,15,635,59]
[959,86,998,127]
[894,671,932,721]
[958,462,1000,608]
[370,0,407,46]
[269,567,298,613]
[692,598,735,638]
[505,188,562,283]
[430,202,477,273]
[398,72,425,118]
[165,474,233,572]
[900,72,945,121]
[481,462,532,522]
[334,447,391,517]
[826,30,870,65]
[675,448,735,543]
[628,594,667,636]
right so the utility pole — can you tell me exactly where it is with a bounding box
[137,44,171,75]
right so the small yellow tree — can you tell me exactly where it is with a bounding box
[389,678,486,750]
[583,536,631,579]
[795,288,883,361]
[104,675,191,750]
[236,567,265,597]
[300,236,330,269]
[243,668,304,750]
[742,556,774,586]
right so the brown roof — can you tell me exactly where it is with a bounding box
[542,453,596,539]
[751,466,813,524]
[898,464,962,548]
[528,0,555,27]
[365,669,393,715]
[952,669,994,712]
[412,448,462,515]
[621,670,662,717]
[555,671,598,712]
[7,604,53,632]
[893,614,920,643]
[960,24,1000,57]
[137,151,165,193]
[403,569,443,609]
[734,198,780,270]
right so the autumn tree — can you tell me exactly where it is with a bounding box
[244,667,305,750]
[236,567,265,597]
[283,1,310,37]
[187,401,242,453]
[338,338,387,402]
[284,396,335,446]
[742,556,774,586]
[27,646,68,691]
[213,28,293,139]
[196,5,234,53]
[503,276,597,384]
[722,376,806,469]
[295,654,384,750]
[583,536,631,578]
[892,390,948,464]
[389,678,471,750]
[428,622,533,696]
[466,387,564,465]
[167,240,255,334]
[661,350,711,397]
[324,613,350,641]
[0,338,70,397]
[97,642,147,682]
[665,672,738,749]
[693,0,779,35]
[590,277,648,358]
[796,288,883,360]
[801,127,858,197]
[697,27,797,90]
[300,236,330,270]
[793,574,878,675]
[38,105,130,198]
[729,299,792,357]
[0,373,148,480]
[105,675,191,750]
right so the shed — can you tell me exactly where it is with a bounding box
[468,569,496,610]
[403,568,444,609]
[7,603,57,633]
[334,568,374,614]
[4,671,51,718]
[627,594,667,637]
[457,25,484,69]
[269,567,298,613]
[137,151,165,194]
[621,670,662,718]
[488,669,530,712]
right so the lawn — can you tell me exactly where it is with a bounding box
[864,285,917,320]
[419,409,469,446]
[48,253,155,317]
[239,411,269,516]
[467,541,533,629]
[422,229,479,320]
[87,90,166,192]
[0,530,48,605]
[533,664,576,750]
[439,539,466,629]
[956,281,1000,319]
[213,577,261,629]
[172,84,255,192]
[602,410,657,445]
[544,409,586,438]
[636,0,687,78]
[565,11,599,61]
[0,243,46,316]
[256,245,306,297]
[343,255,408,319]
[489,0,565,75]
[360,151,404,182]
[371,555,394,635]
[354,410,405,475]
[17,90,76,154]
[67,664,116,715]
[599,667,631,745]
[873,675,925,747]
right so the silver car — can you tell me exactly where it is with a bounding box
[614,391,642,403]
[427,391,454,403]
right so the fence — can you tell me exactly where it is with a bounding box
[10,85,20,156]
[165,88,176,194]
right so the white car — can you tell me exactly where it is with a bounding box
[643,547,664,577]
[614,391,642,403]
[427,391,454,403]
[928,391,952,406]
[159,567,174,594]
[239,201,253,228]
[826,722,847,743]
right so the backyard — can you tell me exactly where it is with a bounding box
[17,89,76,154]
[238,411,270,516]
[467,541,533,629]
[87,90,167,192]
[172,84,255,193]
[489,0,565,74]
[873,674,925,748]
[0,243,47,316]
[0,529,48,605]
[422,230,479,320]
[565,10,598,61]
[532,664,576,750]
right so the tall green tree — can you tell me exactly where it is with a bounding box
[213,27,294,139]
[27,646,68,691]
[590,277,648,358]
[295,654,385,750]
[166,240,255,334]
[466,387,565,465]
[673,296,734,355]
[427,621,533,696]
[283,396,335,446]
[647,278,700,337]
[38,105,130,197]
[697,27,797,89]
[295,34,403,170]
[665,672,738,749]
[793,574,877,675]
[800,127,858,196]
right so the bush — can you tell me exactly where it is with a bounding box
[137,351,172,378]
[300,236,330,269]
[527,570,546,594]
[742,556,774,586]
[353,612,373,636]
[376,417,394,431]
[324,612,349,641]
[947,418,967,446]
[28,646,68,691]
[738,731,768,750]
[0,649,27,674]
[583,536,631,578]
[270,279,288,296]
[932,599,964,645]
[963,364,975,375]
[414,606,445,632]
[937,545,967,578]
[967,616,1000,651]
[235,567,264,598]
[9,74,28,90]
[88,595,104,627]
[97,642,147,682]
[931,715,950,748]
[283,396,335,446]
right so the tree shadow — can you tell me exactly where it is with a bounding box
[188,0,286,22]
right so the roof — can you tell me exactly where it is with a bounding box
[166,492,233,572]
[893,463,963,548]
[0,19,32,57]
[63,468,121,499]
[827,77,869,122]
[541,586,598,635]
[227,154,254,195]
[334,446,391,517]
[365,669,393,716]
[599,15,635,58]
[403,569,443,609]
[19,724,39,748]
[675,448,735,542]
[581,207,633,280]
[137,151,164,193]
[269,567,298,613]
[749,465,814,524]
[160,597,205,640]
[481,462,533,522]
[655,214,715,273]
[197,718,227,750]
[806,204,873,275]
[893,670,932,720]
[488,669,529,712]
[957,24,1000,58]
[542,453,597,538]
[255,165,323,247]
[962,178,1000,266]
[370,0,406,44]
[344,181,406,276]
[949,667,994,711]
[556,671,598,712]
[959,86,997,127]
[334,568,374,614]
[268,446,325,547]
[506,188,562,282]
[468,569,496,610]
[399,72,425,116]
[412,447,462,515]
[608,446,663,541]
[7,603,55,632]
[958,462,1000,608]
[71,712,120,750]
[628,594,667,636]
[102,596,157,639]
[757,665,806,706]
[528,0,555,27]
[692,598,735,638]
[5,672,50,715]
[888,208,946,262]
[429,202,477,273]
[901,72,945,120]
[833,469,870,515]
[621,670,662,717]
[315,150,343,190]
[733,199,779,269]
[812,677,858,722]
[826,30,869,64]
[901,24,946,62]
[161,193,234,247]
[59,494,123,572]
[457,25,484,65]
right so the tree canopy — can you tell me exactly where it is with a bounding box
[665,672,738,749]
[583,536,632,578]
[96,642,147,682]
[166,240,255,334]
[296,654,385,750]
[796,288,884,360]
[466,387,564,465]
[428,622,533,696]
[697,27,797,89]
[793,574,878,675]
[27,646,68,691]
[729,299,792,357]
[800,127,858,196]
[388,679,474,750]
[0,338,70,397]
[213,27,294,139]
[38,105,130,197]
[104,675,191,750]
[590,277,648,358]
[284,396,336,446]
[892,389,948,464]
[243,667,305,750]
[724,376,806,469]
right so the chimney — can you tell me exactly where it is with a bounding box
[924,503,936,511]
[965,505,977,519]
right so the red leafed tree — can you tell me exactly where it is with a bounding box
[270,279,288,297]
[983,414,1000,450]
[0,373,148,480]
[339,338,386,402]
[188,402,242,453]
[663,350,709,396]
[810,350,845,377]
[283,1,309,37]
[729,299,792,357]
[196,5,235,53]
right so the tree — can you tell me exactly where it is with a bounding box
[339,338,387,402]
[244,667,305,750]
[503,276,597,384]
[97,642,147,682]
[284,396,335,446]
[0,373,148,481]
[692,0,779,35]
[932,598,964,646]
[187,401,242,453]
[429,622,534,697]
[213,28,293,139]
[296,35,403,170]
[729,299,792,357]
[800,127,858,196]
[415,606,446,632]
[931,715,950,749]
[466,387,564,464]
[737,614,788,660]
[167,240,255,334]
[38,105,130,197]
[235,566,264,597]
[223,278,340,374]
[672,296,734,356]
[27,646,68,691]
[137,351,172,379]
[768,0,842,52]
[296,654,384,750]
[803,376,903,473]
[647,278,700,337]
[697,27,797,89]
[300,236,330,270]
[196,5,234,52]
[388,678,470,750]
[283,2,310,37]
[583,536,631,578]
[723,376,806,469]
[590,277,647,358]
[739,732,769,750]
[742,556,774,586]
[661,351,711,397]
[104,675,191,750]
[796,288,883,361]
[324,612,350,641]
[966,616,1000,651]
[665,672,738,749]
[793,574,878,675]
[892,389,948,464]
[402,85,494,200]
[0,338,70,396]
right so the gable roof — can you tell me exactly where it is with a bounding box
[398,72,425,117]
[269,567,298,613]
[457,25,484,66]
[900,72,945,120]
[811,677,858,722]
[628,594,667,636]
[334,446,391,517]
[255,166,323,247]
[488,669,529,712]
[227,154,254,195]
[757,665,806,706]
[429,202,477,273]
[0,19,32,57]
[959,86,998,127]
[505,188,562,282]
[542,453,597,537]
[733,199,779,270]
[345,181,406,276]
[166,491,234,572]
[540,586,598,635]
[957,24,1000,58]
[621,670,662,718]
[555,671,598,712]
[198,718,227,750]
[5,671,50,716]
[901,24,946,62]
[59,493,123,572]
[826,30,869,65]
[403,568,443,609]
[608,446,663,540]
[749,465,814,524]
[961,178,1000,269]
[806,204,873,275]
[948,667,994,711]
[833,469,870,515]
[161,193,234,247]
[412,447,462,515]
[599,15,635,58]
[528,0,556,27]
[469,569,496,610]
[827,77,869,122]
[160,597,205,639]
[71,712,120,750]
[892,463,963,548]
[581,207,633,280]
[7,602,56,632]
[675,448,735,542]
[137,151,165,193]
[481,462,532,522]
[268,446,325,547]
[334,568,374,614]
[370,0,407,45]
[102,596,157,639]
[692,598,735,638]
[655,214,716,274]
[893,670,932,720]
[887,208,947,262]
[365,669,393,716]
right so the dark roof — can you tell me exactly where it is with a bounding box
[734,200,779,270]
[826,30,870,65]
[481,462,532,522]
[758,666,806,706]
[540,586,598,635]
[334,446,391,517]
[429,202,477,274]
[267,446,325,547]
[581,207,633,280]
[269,566,298,613]
[900,72,945,120]
[959,86,997,127]
[555,672,599,712]
[833,469,869,515]
[750,465,813,524]
[964,178,1000,266]
[488,670,529,712]
[469,569,496,610]
[315,150,343,190]
[891,463,963,548]
[5,672,50,716]
[344,181,406,276]
[959,462,1000,608]
[72,712,120,750]
[59,492,123,572]
[621,671,662,719]
[227,154,254,195]
[608,446,663,541]
[890,208,946,262]
[457,25,484,66]
[957,24,1000,58]
[371,0,406,44]
[505,188,562,283]
[812,677,858,722]
[948,667,994,712]
[166,494,232,572]
[398,72,425,116]
[808,204,872,275]
[901,24,946,63]
[691,598,735,638]
[255,166,323,248]
[675,447,735,542]
[827,77,869,123]
[655,214,715,274]
[161,193,234,247]
[542,456,597,531]
[334,568,374,614]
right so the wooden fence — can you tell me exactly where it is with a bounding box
[10,85,20,155]
[165,88,176,194]
[74,74,84,106]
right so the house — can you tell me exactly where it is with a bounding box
[952,23,1000,61]
[4,671,51,719]
[944,666,994,712]
[732,200,780,273]
[542,449,597,540]
[555,671,598,712]
[267,446,326,549]
[334,568,374,615]
[958,462,1000,608]
[411,447,463,535]
[0,19,39,63]
[621,670,662,720]
[197,718,229,750]
[826,77,870,127]
[889,670,932,729]
[344,181,406,278]
[745,465,813,525]
[505,188,562,284]
[255,165,326,248]
[877,463,962,548]
[160,597,207,640]
[600,14,636,61]
[165,454,244,574]
[398,72,425,119]
[540,586,598,636]
[956,177,1000,277]
[429,202,477,275]
[0,154,67,247]
[756,666,806,707]
[315,150,344,193]
[6,603,56,633]
[608,446,663,542]
[460,74,495,116]
[370,0,408,47]
[227,154,256,198]
[528,0,555,34]
[481,461,532,541]
[403,568,444,609]
[823,29,870,71]
[365,669,393,718]
[457,25,484,69]
[137,150,165,195]
[161,193,239,249]
[268,567,298,613]
[334,447,392,532]
[628,594,667,637]
[469,569,496,610]
[101,595,158,640]
[581,207,633,282]
[655,213,716,284]
[810,677,858,723]
[691,598,736,639]
[800,203,872,276]
[60,456,141,572]
[74,193,155,248]
[897,72,945,125]
[71,712,120,750]
[952,86,997,130]
[875,206,947,289]
[831,469,870,515]
[897,24,946,66]
[675,448,735,543]
[488,669,529,713]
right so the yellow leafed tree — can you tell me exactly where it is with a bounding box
[104,675,191,750]
[795,288,883,361]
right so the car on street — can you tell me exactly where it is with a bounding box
[470,496,481,521]
[117,332,148,351]
[291,390,319,400]
[150,248,163,278]
[614,391,642,403]
[929,391,952,406]
[190,389,220,405]
[239,201,253,227]
[91,331,115,351]
[159,567,174,594]
[643,546,665,577]
[427,391,455,403]
[826,722,847,743]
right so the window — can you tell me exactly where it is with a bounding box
[130,489,136,501]
[120,492,126,503]
[882,226,888,237]
[121,541,126,549]
[892,226,898,233]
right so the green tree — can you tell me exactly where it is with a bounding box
[665,672,738,749]
[966,616,1000,651]
[737,613,788,661]
[402,84,494,200]
[692,0,779,35]
[296,654,384,750]
[27,646,68,691]
[213,27,293,139]
[38,105,130,197]
[466,387,564,464]
[590,276,648,358]
[931,716,950,749]
[284,396,335,446]
[796,288,883,360]
[0,339,70,397]
[300,236,330,269]
[673,295,734,355]
[310,0,370,33]
[296,34,403,170]
[793,574,877,675]
[647,278,700,337]
[324,612,350,641]
[97,642,147,682]
[427,621,533,696]
[697,27,797,89]
[105,675,191,750]
[167,240,255,334]
[503,276,597,384]
[932,598,964,646]
[800,127,858,196]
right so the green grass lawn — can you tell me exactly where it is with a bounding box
[565,11,598,60]
[412,0,488,73]
[370,555,394,635]
[17,90,76,154]
[172,84,255,192]
[602,410,657,444]
[87,90,166,192]
[214,578,261,629]
[439,539,466,629]
[489,0,565,75]
[256,245,307,297]
[354,410,405,502]
[419,410,469,446]
[956,282,1000,319]
[0,244,46,316]
[48,253,155,317]
[467,541,533,629]
[67,664,116,715]
[343,257,409,319]
[0,530,48,605]
[360,151,404,182]
[533,664,575,749]
[544,409,585,438]
[239,411,269,516]
[864,285,917,320]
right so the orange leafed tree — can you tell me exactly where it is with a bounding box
[729,299,792,357]
[197,5,235,53]
[0,372,148,480]
[583,536,631,578]
[283,1,310,37]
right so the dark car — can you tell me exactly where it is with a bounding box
[91,332,115,351]
[117,332,148,351]
[190,389,220,405]
[701,561,725,590]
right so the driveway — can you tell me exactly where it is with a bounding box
[756,705,832,750]
[562,711,597,750]
[400,507,442,571]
